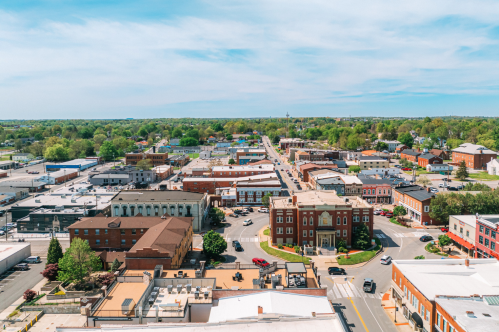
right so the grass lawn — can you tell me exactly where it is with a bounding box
[260,241,311,264]
[389,217,403,226]
[263,228,270,236]
[337,239,381,266]
[169,152,200,159]
[468,171,499,181]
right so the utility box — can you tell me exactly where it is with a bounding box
[121,298,135,315]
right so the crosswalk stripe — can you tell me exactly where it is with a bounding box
[333,285,342,299]
[350,284,362,298]
[343,284,354,298]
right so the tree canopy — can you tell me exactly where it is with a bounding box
[57,238,102,285]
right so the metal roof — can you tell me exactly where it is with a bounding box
[484,296,499,305]
[285,262,307,273]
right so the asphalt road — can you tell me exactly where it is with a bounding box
[261,136,299,194]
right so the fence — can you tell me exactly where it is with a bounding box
[90,310,135,318]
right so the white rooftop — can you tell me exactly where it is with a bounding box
[450,214,493,227]
[393,259,499,301]
[435,296,499,332]
[0,243,30,262]
[209,292,333,323]
[212,164,274,172]
[452,143,497,155]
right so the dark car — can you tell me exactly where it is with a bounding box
[247,207,253,212]
[15,263,29,271]
[328,267,346,275]
[232,240,243,251]
[419,235,434,242]
[447,187,458,191]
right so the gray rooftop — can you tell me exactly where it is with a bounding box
[286,262,307,274]
[452,143,497,155]
[401,149,421,156]
[113,190,206,202]
[405,190,434,201]
[418,153,440,160]
[359,156,387,161]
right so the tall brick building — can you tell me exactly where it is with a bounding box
[125,152,169,166]
[269,191,373,248]
[451,143,497,170]
[211,164,274,178]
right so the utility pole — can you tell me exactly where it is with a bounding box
[286,112,290,138]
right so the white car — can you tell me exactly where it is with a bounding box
[438,183,448,188]
[380,255,392,265]
[243,219,253,226]
[373,209,383,215]
[258,208,269,213]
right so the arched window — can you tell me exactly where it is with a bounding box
[337,217,341,225]
[163,206,167,215]
[146,206,151,216]
[114,206,119,216]
[343,217,347,225]
[310,217,314,226]
[138,206,143,215]
[154,206,159,216]
[303,217,307,226]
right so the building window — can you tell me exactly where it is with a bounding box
[479,236,484,245]
[424,206,429,212]
[492,242,496,251]
[363,216,369,222]
[276,217,283,223]
[336,230,340,237]
[303,230,307,237]
[343,217,347,225]
[492,231,496,239]
[132,239,136,245]
[337,217,341,225]
[105,239,108,245]
[286,227,293,234]
[121,229,125,235]
[310,217,314,225]
[310,230,313,237]
[303,217,307,226]
[454,224,457,230]
[363,189,366,195]
[485,239,490,247]
[132,229,136,235]
[277,227,283,234]
[146,206,151,216]
[84,229,88,235]
[121,239,126,245]
[480,225,484,233]
[74,229,79,235]
[95,240,100,245]
[95,229,100,235]
[343,230,347,237]
[466,230,469,237]
[286,217,293,223]
[114,206,119,215]
[105,229,108,234]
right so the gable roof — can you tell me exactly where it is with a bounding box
[401,149,421,156]
[418,153,441,160]
[452,143,497,155]
[405,189,434,201]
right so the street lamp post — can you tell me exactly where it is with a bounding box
[412,166,417,183]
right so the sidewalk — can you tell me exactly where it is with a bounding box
[0,278,48,320]
[381,290,413,332]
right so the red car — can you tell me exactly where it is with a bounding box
[252,258,270,268]
[441,227,449,232]
[401,167,412,171]
[380,211,386,216]
[385,212,394,218]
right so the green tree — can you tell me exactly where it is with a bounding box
[209,207,226,225]
[111,258,121,272]
[136,159,153,171]
[226,134,233,140]
[179,137,198,146]
[438,234,452,248]
[99,141,118,161]
[262,193,273,208]
[57,238,102,285]
[93,134,107,145]
[456,161,469,180]
[374,141,388,152]
[172,127,183,138]
[202,230,227,258]
[349,165,361,173]
[185,129,200,140]
[393,206,407,218]
[228,158,236,165]
[397,132,414,148]
[416,176,432,188]
[352,222,371,250]
[46,237,64,266]
[44,144,69,161]
[337,239,347,250]
[14,139,23,151]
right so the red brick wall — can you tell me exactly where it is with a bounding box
[70,228,148,250]
[213,288,326,300]
[182,179,233,194]
[54,171,78,184]
[452,152,496,170]
[401,153,419,163]
[126,257,172,270]
[211,169,273,178]
[418,156,442,168]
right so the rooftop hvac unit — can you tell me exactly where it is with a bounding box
[153,287,160,293]
[176,284,182,294]
[204,291,209,299]
[150,291,158,299]
[148,297,155,305]
[167,285,173,294]
[194,291,199,299]
[186,284,192,293]
[61,195,66,199]
[121,298,135,315]
[35,199,41,203]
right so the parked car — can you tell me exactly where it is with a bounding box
[380,255,392,265]
[15,263,29,271]
[252,258,270,267]
[233,240,243,251]
[394,165,402,168]
[296,185,302,190]
[243,219,253,226]
[24,256,41,264]
[441,227,449,232]
[0,230,4,236]
[385,212,394,218]
[380,211,387,216]
[419,235,434,242]
[448,187,458,191]
[0,209,6,216]
[258,208,269,213]
[328,267,346,275]
[401,167,412,171]
[247,207,253,212]
[442,178,452,182]
[430,187,438,193]
[439,183,448,188]
[373,209,383,215]
[363,278,374,293]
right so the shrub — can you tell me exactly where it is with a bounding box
[23,289,37,303]
[287,244,293,248]
[342,248,349,253]
[98,272,115,286]
[41,263,59,281]
[414,255,425,259]
[54,291,66,296]
[294,246,300,253]
[277,244,283,249]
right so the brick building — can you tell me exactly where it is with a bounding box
[211,164,274,178]
[393,185,437,225]
[269,191,373,248]
[357,156,389,170]
[358,176,392,204]
[279,138,306,150]
[429,149,449,160]
[125,152,169,166]
[298,163,340,183]
[395,144,408,154]
[235,177,282,205]
[451,143,497,170]
[400,149,421,163]
[288,148,340,162]
[182,178,235,194]
[68,215,192,269]
[390,259,499,332]
[417,154,442,168]
[235,149,267,165]
[475,215,499,259]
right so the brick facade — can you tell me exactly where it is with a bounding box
[125,153,169,166]
[452,151,496,170]
[418,155,442,168]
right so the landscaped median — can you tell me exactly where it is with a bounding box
[260,241,311,264]
[337,238,382,265]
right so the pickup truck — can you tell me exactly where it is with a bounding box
[363,278,374,293]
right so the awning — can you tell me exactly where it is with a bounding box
[446,232,474,250]
[411,312,423,328]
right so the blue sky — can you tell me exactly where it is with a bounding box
[2,0,499,119]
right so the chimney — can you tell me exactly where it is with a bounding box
[427,187,431,193]
[465,258,470,268]
[292,195,297,205]
[258,306,263,314]
[311,312,316,317]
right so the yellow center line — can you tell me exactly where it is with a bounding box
[349,296,370,332]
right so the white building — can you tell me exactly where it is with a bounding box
[0,243,31,275]
[426,164,453,172]
[199,151,211,159]
[373,140,400,152]
[487,159,499,175]
[359,167,400,176]
[12,153,34,162]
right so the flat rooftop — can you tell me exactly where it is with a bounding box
[51,184,116,196]
[272,191,369,209]
[212,164,274,172]
[394,259,499,300]
[93,281,148,317]
[112,190,205,202]
[14,194,112,209]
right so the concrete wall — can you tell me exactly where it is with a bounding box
[22,305,80,314]
[190,303,212,322]
[89,317,140,327]
[0,243,31,275]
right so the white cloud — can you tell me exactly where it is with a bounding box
[1,0,499,118]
